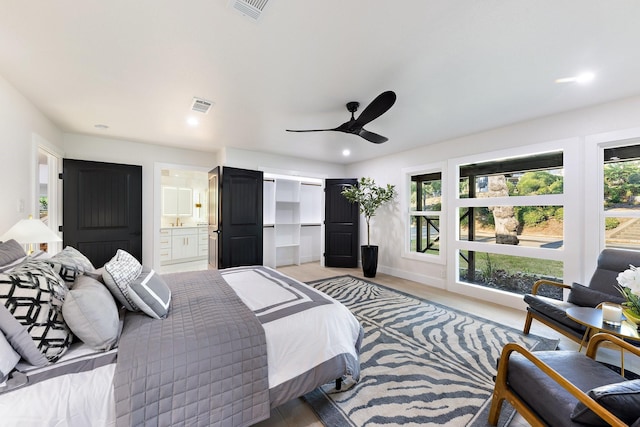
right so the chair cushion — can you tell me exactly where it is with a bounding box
[589,249,640,294]
[507,351,625,426]
[524,294,586,332]
[568,282,625,308]
[571,379,640,426]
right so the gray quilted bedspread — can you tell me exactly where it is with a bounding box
[113,270,270,427]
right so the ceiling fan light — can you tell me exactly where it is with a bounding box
[576,72,595,84]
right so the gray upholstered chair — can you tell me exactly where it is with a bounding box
[489,333,640,426]
[523,248,640,343]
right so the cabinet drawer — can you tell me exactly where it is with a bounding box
[172,227,198,236]
[160,229,171,237]
[159,239,171,249]
[198,245,208,256]
[159,251,171,261]
[198,233,208,244]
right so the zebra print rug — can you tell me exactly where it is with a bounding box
[303,275,558,427]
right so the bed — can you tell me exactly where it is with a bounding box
[0,242,363,427]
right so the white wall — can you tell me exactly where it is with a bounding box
[62,138,346,269]
[0,74,63,235]
[345,95,640,307]
[222,147,346,178]
[63,134,218,266]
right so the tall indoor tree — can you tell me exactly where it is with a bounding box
[342,177,396,277]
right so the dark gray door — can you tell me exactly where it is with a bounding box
[325,178,359,267]
[62,159,142,267]
[208,167,220,269]
[219,166,263,268]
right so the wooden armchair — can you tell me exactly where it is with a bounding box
[523,248,639,343]
[489,333,640,426]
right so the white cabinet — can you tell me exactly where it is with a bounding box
[160,226,208,265]
[162,186,193,217]
[198,226,208,257]
[171,228,198,260]
[263,177,323,267]
[159,229,172,264]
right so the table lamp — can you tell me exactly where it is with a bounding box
[0,215,62,254]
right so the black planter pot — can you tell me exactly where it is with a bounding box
[361,245,378,278]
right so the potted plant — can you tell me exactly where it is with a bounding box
[341,177,396,277]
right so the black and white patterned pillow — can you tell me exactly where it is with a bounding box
[46,246,96,284]
[102,249,142,311]
[0,259,73,362]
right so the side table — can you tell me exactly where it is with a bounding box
[567,306,640,374]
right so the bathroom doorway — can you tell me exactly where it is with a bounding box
[157,167,209,274]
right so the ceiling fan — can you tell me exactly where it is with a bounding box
[286,90,396,144]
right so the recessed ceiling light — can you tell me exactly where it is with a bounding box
[342,149,351,156]
[94,124,109,129]
[555,72,595,84]
[187,117,199,126]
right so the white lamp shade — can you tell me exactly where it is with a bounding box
[0,218,62,244]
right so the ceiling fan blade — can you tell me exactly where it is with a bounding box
[359,129,388,144]
[285,128,335,133]
[353,91,396,127]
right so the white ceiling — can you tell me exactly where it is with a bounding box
[1,1,640,164]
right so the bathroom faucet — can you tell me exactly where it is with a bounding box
[176,217,181,227]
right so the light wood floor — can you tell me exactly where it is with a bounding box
[253,262,582,427]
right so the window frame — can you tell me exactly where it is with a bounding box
[446,139,580,308]
[402,163,445,264]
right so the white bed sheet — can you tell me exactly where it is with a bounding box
[220,266,362,388]
[0,343,116,427]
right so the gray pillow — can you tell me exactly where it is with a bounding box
[0,239,27,269]
[128,267,171,319]
[567,282,625,308]
[571,379,640,425]
[102,249,142,311]
[0,303,47,366]
[0,331,20,382]
[46,246,96,284]
[62,275,119,351]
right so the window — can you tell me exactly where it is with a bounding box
[453,150,565,298]
[404,165,443,262]
[603,143,640,250]
[410,173,441,254]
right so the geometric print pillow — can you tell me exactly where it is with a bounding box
[102,249,143,311]
[0,259,73,362]
[46,246,96,284]
[128,267,171,319]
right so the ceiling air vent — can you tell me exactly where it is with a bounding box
[229,0,270,21]
[191,97,214,114]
